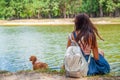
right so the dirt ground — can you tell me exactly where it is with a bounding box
[0,71,120,80]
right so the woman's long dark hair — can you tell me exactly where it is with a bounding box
[74,13,103,49]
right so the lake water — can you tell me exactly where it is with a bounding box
[0,24,120,76]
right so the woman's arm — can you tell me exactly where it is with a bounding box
[89,35,99,60]
[67,33,75,48]
[67,37,71,48]
[92,42,99,60]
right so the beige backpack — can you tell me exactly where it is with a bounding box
[64,33,91,78]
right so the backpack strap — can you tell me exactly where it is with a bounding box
[72,32,91,64]
[88,55,91,64]
[73,31,77,39]
[72,32,84,53]
[68,33,79,46]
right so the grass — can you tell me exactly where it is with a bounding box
[10,68,65,76]
[0,70,10,74]
[0,69,64,77]
[33,68,65,75]
[18,68,117,76]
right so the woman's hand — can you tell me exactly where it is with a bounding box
[98,48,104,56]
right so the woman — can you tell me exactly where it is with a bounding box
[67,13,110,75]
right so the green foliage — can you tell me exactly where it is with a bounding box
[0,70,10,74]
[81,0,99,13]
[0,0,120,19]
[106,0,116,12]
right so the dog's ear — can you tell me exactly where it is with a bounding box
[30,56,37,61]
[33,56,37,61]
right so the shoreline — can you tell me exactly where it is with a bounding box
[0,70,120,80]
[0,18,120,26]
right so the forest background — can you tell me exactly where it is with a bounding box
[0,0,120,20]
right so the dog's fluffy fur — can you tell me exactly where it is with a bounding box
[29,56,48,70]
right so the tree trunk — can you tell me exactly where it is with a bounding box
[109,12,113,17]
[63,3,66,18]
[99,4,103,17]
[37,12,42,19]
[114,8,120,17]
[90,13,93,17]
[37,12,39,19]
[48,14,51,18]
[66,14,69,18]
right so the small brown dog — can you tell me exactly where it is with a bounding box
[29,56,48,70]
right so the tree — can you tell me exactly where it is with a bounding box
[81,0,99,17]
[0,0,120,19]
[98,0,105,17]
[0,0,14,19]
[40,0,59,18]
[106,0,116,16]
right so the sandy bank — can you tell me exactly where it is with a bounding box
[0,71,120,80]
[0,18,120,26]
[0,19,73,26]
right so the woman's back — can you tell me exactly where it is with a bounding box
[72,31,91,55]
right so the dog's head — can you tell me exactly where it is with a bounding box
[29,56,37,62]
